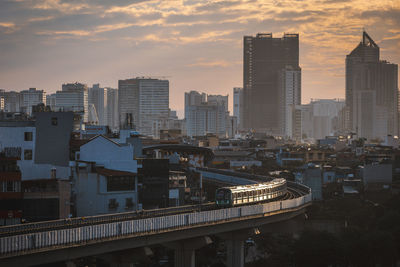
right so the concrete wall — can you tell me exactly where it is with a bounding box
[34,112,73,167]
[79,136,137,173]
[73,170,137,217]
[362,164,392,185]
[0,124,71,180]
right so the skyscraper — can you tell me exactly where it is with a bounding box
[346,31,398,139]
[118,78,169,136]
[88,84,107,125]
[55,82,88,122]
[184,91,227,137]
[184,91,206,119]
[280,66,301,137]
[106,88,118,131]
[243,33,300,135]
[19,88,46,115]
[233,87,243,128]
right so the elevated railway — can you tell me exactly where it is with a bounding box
[0,167,311,267]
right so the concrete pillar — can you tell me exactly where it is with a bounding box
[164,236,212,267]
[219,229,260,267]
[174,244,195,267]
[226,238,244,267]
[65,261,76,267]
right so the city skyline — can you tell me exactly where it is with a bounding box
[0,0,399,116]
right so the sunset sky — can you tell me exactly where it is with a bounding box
[0,0,399,117]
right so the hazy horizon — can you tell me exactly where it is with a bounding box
[0,0,399,116]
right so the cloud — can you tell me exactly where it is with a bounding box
[187,59,241,68]
[0,22,17,33]
[0,0,399,110]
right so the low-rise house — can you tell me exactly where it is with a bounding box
[72,135,139,216]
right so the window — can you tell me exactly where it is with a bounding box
[107,176,134,192]
[108,199,119,210]
[24,149,32,160]
[7,181,14,192]
[51,117,58,126]
[24,132,33,141]
[125,198,134,209]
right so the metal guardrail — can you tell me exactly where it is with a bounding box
[0,186,311,257]
[0,203,216,237]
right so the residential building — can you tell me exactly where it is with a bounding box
[294,99,346,141]
[280,66,301,138]
[0,90,21,112]
[295,164,322,200]
[186,102,226,137]
[0,155,22,226]
[227,116,238,138]
[207,94,228,112]
[346,31,398,140]
[19,88,46,116]
[107,88,118,131]
[361,163,392,188]
[233,87,243,128]
[185,91,227,137]
[118,78,169,136]
[55,82,88,122]
[184,91,206,119]
[138,159,169,209]
[87,103,99,125]
[0,111,73,180]
[46,93,56,111]
[89,84,107,125]
[22,179,71,222]
[72,135,139,216]
[243,33,300,135]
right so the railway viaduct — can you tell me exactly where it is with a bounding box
[0,169,312,267]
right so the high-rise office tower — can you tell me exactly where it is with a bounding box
[243,33,301,135]
[346,31,398,139]
[233,87,243,128]
[118,78,169,136]
[55,82,88,122]
[88,84,108,125]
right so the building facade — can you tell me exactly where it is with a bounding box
[118,78,169,136]
[55,83,88,122]
[233,87,243,129]
[346,31,398,140]
[184,91,206,119]
[107,88,119,131]
[19,88,46,116]
[243,33,300,135]
[280,66,301,138]
[0,90,21,113]
[89,84,108,126]
[185,91,227,137]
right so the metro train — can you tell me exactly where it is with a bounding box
[215,178,287,207]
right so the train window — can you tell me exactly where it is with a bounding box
[225,193,230,200]
[217,190,225,199]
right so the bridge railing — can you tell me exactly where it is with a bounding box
[0,191,311,256]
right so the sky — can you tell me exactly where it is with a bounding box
[0,0,399,117]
